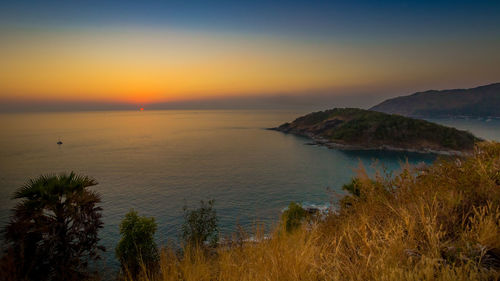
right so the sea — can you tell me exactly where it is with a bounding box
[0,109,499,270]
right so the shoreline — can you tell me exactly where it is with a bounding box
[268,127,470,156]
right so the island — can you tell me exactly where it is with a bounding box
[370,82,500,118]
[270,108,480,155]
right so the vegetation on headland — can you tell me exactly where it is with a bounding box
[116,210,159,278]
[273,108,480,154]
[126,142,500,281]
[182,200,219,248]
[2,142,500,280]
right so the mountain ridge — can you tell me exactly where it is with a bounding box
[370,83,500,118]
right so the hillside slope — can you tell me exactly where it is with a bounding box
[370,83,500,117]
[272,108,479,154]
[133,142,500,281]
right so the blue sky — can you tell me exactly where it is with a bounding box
[3,1,499,39]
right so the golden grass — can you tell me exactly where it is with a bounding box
[131,142,500,281]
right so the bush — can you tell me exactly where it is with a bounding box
[281,201,308,232]
[116,210,159,278]
[182,200,219,247]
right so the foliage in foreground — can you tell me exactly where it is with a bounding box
[130,142,500,281]
[116,210,159,278]
[0,172,104,281]
[281,201,309,233]
[181,200,219,247]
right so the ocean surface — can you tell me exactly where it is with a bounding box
[1,110,499,269]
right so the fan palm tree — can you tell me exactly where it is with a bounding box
[2,172,104,281]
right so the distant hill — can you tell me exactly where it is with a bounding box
[271,108,479,154]
[370,83,500,118]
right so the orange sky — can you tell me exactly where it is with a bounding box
[1,27,499,105]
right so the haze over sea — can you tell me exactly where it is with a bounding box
[1,109,499,268]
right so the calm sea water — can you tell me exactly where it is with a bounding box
[0,110,499,269]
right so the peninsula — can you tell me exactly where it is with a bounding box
[271,108,479,155]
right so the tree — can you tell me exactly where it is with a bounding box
[116,210,158,278]
[181,200,219,247]
[2,172,104,281]
[281,202,308,232]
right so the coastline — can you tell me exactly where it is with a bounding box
[268,127,471,156]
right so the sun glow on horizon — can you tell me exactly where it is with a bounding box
[1,25,499,104]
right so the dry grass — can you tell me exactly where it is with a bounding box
[131,142,500,281]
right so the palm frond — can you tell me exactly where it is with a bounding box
[12,173,55,199]
[12,172,98,200]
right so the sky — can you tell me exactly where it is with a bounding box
[1,0,499,111]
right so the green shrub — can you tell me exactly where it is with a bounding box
[342,178,362,197]
[116,209,158,277]
[182,200,219,247]
[281,202,308,232]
